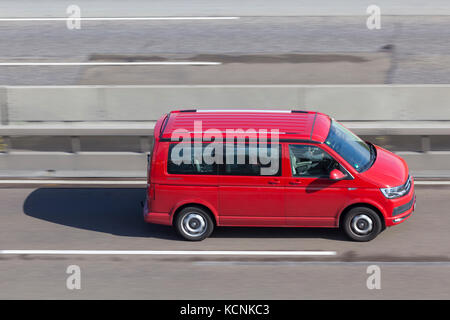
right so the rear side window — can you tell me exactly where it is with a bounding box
[167,143,281,176]
[167,143,217,175]
[220,144,281,176]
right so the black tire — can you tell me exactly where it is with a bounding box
[342,207,383,242]
[174,206,214,241]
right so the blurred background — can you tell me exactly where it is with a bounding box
[1,0,450,178]
[1,0,450,300]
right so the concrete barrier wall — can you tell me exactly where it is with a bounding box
[0,152,147,178]
[0,152,449,178]
[3,85,450,123]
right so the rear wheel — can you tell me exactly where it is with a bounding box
[174,206,214,241]
[342,207,382,241]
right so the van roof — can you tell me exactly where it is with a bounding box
[159,109,331,142]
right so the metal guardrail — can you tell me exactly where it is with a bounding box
[0,121,449,178]
[1,121,449,153]
[2,121,450,135]
[345,121,450,153]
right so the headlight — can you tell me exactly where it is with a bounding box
[380,175,411,199]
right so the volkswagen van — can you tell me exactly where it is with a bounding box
[143,109,415,241]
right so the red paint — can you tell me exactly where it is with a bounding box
[143,110,415,234]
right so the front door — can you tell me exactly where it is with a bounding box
[284,143,352,227]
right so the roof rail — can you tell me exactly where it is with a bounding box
[172,109,313,113]
[291,110,309,113]
[194,109,300,113]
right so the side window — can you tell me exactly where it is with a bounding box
[221,144,281,176]
[167,143,217,175]
[289,144,344,178]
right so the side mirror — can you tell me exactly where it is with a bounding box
[329,169,346,180]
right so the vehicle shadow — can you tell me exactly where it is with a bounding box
[23,188,348,242]
[211,226,347,241]
[23,188,178,240]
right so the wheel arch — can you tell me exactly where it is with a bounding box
[338,202,386,230]
[171,202,218,226]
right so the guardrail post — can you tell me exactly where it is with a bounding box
[0,87,8,125]
[0,136,9,153]
[140,136,150,153]
[421,135,431,153]
[70,136,81,153]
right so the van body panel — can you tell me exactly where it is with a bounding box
[310,112,331,142]
[159,110,330,142]
[359,145,409,188]
[218,184,286,225]
[144,109,415,238]
[283,142,356,226]
[151,142,219,221]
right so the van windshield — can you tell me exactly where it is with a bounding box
[324,120,375,173]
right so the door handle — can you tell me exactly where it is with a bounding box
[289,180,302,185]
[268,180,281,185]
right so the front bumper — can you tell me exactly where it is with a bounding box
[386,194,416,226]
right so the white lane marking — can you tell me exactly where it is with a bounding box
[415,181,450,185]
[8,84,450,89]
[6,84,450,89]
[195,261,450,266]
[0,250,337,256]
[0,62,220,66]
[0,17,240,22]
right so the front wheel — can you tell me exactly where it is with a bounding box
[174,206,214,241]
[342,207,383,241]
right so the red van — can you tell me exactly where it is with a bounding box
[143,110,415,241]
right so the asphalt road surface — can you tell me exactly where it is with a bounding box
[1,14,450,84]
[2,0,450,17]
[0,184,449,299]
